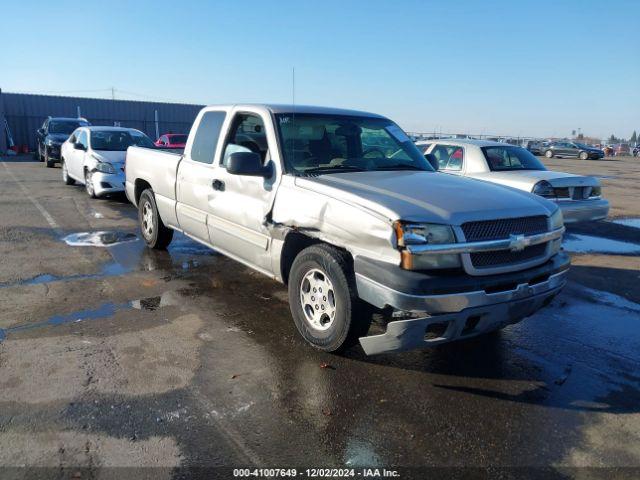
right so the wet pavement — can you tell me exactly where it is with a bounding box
[0,156,639,478]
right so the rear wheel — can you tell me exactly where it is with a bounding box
[545,150,554,158]
[288,244,372,352]
[61,159,75,185]
[579,151,589,160]
[138,189,173,249]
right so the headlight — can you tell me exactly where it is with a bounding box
[590,186,601,198]
[550,208,564,229]
[46,139,60,146]
[532,180,555,198]
[95,162,116,174]
[394,222,461,270]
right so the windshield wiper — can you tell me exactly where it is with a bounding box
[374,164,424,171]
[300,165,366,176]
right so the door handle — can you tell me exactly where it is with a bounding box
[212,179,225,191]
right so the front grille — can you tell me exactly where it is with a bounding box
[462,216,549,269]
[572,187,592,200]
[470,244,547,268]
[461,216,548,242]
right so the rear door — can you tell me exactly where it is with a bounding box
[176,108,230,243]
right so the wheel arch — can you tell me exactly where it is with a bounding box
[279,231,353,286]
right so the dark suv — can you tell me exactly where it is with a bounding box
[35,117,90,167]
[543,141,604,160]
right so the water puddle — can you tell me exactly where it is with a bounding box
[562,234,640,255]
[63,231,138,247]
[610,218,640,229]
[0,292,181,342]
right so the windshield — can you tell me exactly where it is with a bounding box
[575,142,592,149]
[90,130,154,151]
[275,113,433,175]
[168,134,188,144]
[482,146,546,171]
[49,120,85,134]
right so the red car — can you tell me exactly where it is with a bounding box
[613,144,631,156]
[155,133,188,149]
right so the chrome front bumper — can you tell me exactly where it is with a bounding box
[558,199,609,223]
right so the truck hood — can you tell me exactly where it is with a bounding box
[295,171,556,225]
[469,170,601,191]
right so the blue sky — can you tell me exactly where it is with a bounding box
[1,0,638,138]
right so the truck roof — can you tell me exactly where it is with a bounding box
[209,104,386,119]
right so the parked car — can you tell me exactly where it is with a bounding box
[35,117,90,167]
[543,141,604,160]
[60,126,154,198]
[155,133,188,149]
[524,140,544,155]
[613,144,631,156]
[126,104,568,355]
[602,144,614,156]
[416,139,609,223]
[633,145,640,157]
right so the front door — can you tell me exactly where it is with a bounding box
[206,108,280,274]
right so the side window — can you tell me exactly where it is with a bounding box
[221,113,268,167]
[431,145,463,171]
[190,111,226,163]
[78,131,88,148]
[69,130,78,143]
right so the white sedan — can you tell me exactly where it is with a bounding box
[415,139,609,223]
[60,127,154,198]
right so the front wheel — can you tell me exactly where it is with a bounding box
[545,150,554,158]
[45,150,55,168]
[61,159,75,185]
[579,151,589,160]
[138,189,173,249]
[85,169,96,198]
[288,244,372,352]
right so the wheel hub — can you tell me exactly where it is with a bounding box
[300,268,336,331]
[142,201,154,238]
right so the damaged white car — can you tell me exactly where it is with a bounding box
[416,139,610,223]
[125,105,568,355]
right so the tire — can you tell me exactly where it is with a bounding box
[138,189,173,249]
[61,159,75,185]
[579,151,589,160]
[44,149,55,168]
[545,150,554,158]
[288,244,372,352]
[85,169,97,198]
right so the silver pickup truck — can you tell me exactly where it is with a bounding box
[125,104,568,355]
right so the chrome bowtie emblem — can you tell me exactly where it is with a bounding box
[509,234,530,252]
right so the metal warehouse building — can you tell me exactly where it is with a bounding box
[0,89,204,152]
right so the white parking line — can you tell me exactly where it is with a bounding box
[1,161,63,236]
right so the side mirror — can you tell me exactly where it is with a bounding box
[37,128,44,135]
[227,152,271,177]
[425,153,439,171]
[74,143,86,151]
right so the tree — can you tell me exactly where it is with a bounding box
[609,134,616,143]
[631,131,637,145]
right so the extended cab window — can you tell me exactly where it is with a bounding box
[431,144,463,171]
[222,113,268,166]
[190,111,226,163]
